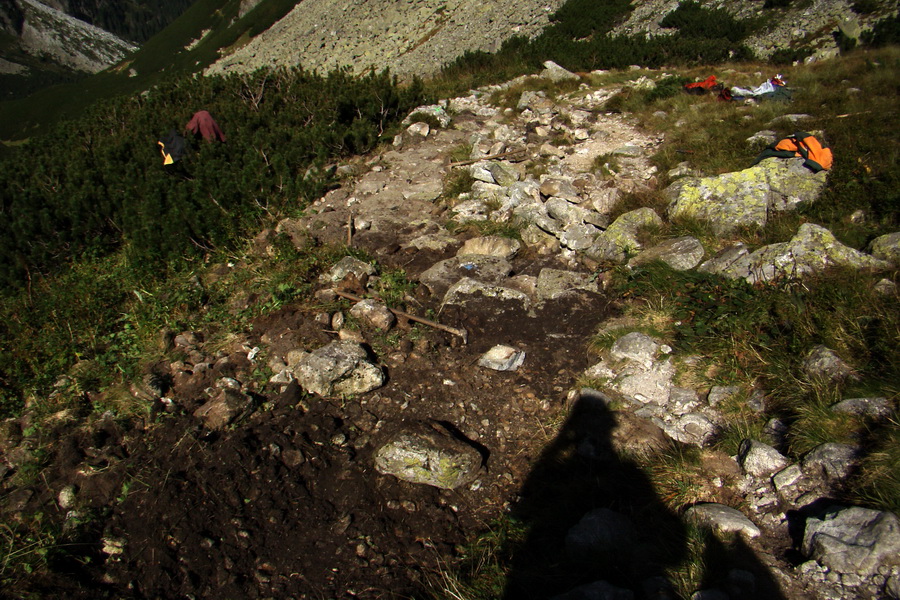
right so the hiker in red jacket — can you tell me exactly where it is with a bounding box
[185,110,226,143]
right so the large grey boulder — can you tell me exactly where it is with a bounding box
[714,224,889,284]
[541,60,580,83]
[831,397,893,420]
[443,277,531,309]
[697,244,750,275]
[611,360,676,408]
[801,443,860,481]
[540,177,582,201]
[535,268,601,302]
[561,223,604,251]
[290,341,384,397]
[373,423,483,490]
[803,506,900,577]
[546,197,594,228]
[610,332,668,369]
[458,235,521,260]
[665,158,827,235]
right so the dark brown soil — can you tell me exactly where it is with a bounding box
[4,248,620,600]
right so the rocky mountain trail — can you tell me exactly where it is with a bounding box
[2,63,898,599]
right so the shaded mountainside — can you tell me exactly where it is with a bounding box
[37,0,196,43]
[0,0,192,101]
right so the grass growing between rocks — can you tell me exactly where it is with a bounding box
[606,260,898,497]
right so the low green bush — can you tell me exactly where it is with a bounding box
[660,1,756,43]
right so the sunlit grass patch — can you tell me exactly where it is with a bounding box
[440,168,476,204]
[788,387,865,456]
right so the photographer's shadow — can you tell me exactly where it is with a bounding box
[501,393,787,600]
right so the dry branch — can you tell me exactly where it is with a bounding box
[448,148,527,167]
[334,290,468,344]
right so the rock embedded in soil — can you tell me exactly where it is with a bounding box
[373,422,484,490]
[478,344,526,372]
[288,340,385,397]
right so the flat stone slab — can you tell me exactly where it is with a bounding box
[478,345,526,371]
[685,503,761,539]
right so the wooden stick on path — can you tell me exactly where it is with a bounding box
[334,290,468,344]
[448,148,527,167]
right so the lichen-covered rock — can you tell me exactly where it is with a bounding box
[803,345,856,382]
[487,161,520,187]
[585,208,663,264]
[869,232,900,265]
[665,158,827,235]
[374,423,483,490]
[717,224,889,284]
[628,236,705,271]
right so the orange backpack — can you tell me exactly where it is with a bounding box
[770,132,833,172]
